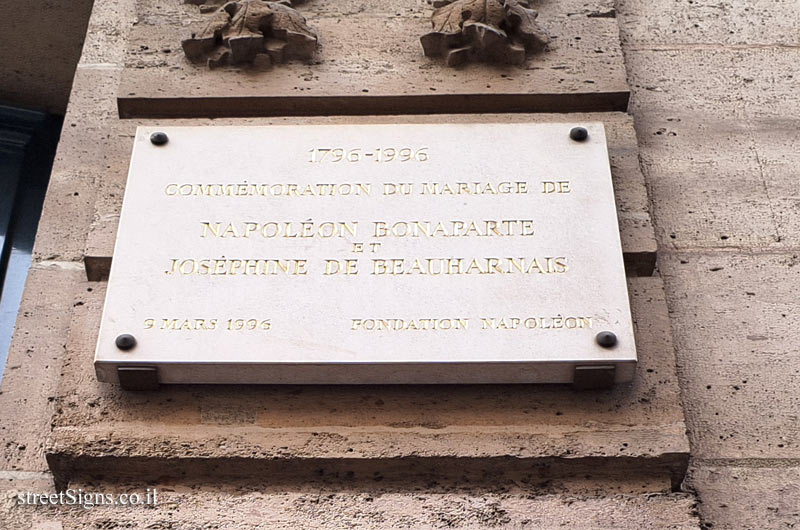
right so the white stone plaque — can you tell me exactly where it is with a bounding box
[95,123,637,386]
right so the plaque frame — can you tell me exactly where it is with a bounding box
[95,123,638,387]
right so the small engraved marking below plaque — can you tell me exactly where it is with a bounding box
[95,123,637,385]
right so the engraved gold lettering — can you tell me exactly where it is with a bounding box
[420,182,528,195]
[200,221,358,239]
[166,258,308,276]
[370,257,567,275]
[351,318,470,331]
[481,317,593,330]
[165,183,373,197]
[151,318,223,331]
[324,259,359,275]
[542,181,571,194]
[370,220,535,238]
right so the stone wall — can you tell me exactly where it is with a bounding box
[2,0,799,528]
[617,0,800,526]
[0,0,94,113]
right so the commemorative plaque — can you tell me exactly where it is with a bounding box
[95,124,637,387]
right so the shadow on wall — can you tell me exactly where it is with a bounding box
[0,104,62,384]
[0,0,95,113]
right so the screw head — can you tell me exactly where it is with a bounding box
[596,331,618,348]
[150,132,169,146]
[569,127,589,142]
[115,334,137,351]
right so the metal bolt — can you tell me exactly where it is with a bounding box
[150,132,169,146]
[596,331,618,348]
[569,127,589,142]
[115,334,137,351]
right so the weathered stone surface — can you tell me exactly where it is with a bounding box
[82,112,656,280]
[54,69,131,177]
[16,5,132,267]
[619,30,800,255]
[686,464,800,530]
[77,0,135,67]
[617,3,800,522]
[624,48,800,120]
[0,268,85,472]
[634,116,800,251]
[118,0,629,117]
[0,473,60,530]
[659,252,800,460]
[31,171,97,265]
[47,275,687,487]
[29,69,127,265]
[0,0,94,112]
[0,0,133,480]
[1,475,700,529]
[618,0,800,48]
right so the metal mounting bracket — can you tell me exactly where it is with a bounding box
[117,366,160,391]
[572,365,616,390]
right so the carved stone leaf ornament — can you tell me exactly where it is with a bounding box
[182,0,318,68]
[421,0,549,66]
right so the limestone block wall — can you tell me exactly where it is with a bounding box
[1,0,798,528]
[0,0,94,113]
[617,0,800,527]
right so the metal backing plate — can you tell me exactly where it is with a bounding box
[95,123,637,385]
